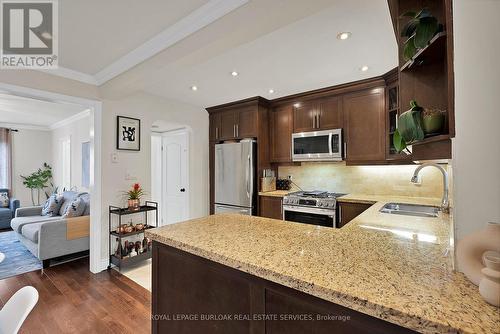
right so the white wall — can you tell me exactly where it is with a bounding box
[100,92,209,259]
[51,113,91,193]
[11,129,52,206]
[452,0,500,240]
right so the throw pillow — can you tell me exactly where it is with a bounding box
[42,194,64,216]
[0,192,9,208]
[62,197,86,218]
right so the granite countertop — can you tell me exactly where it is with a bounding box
[146,197,499,334]
[258,190,290,197]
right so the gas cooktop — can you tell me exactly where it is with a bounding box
[283,191,347,208]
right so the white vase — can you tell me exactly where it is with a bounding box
[456,222,500,286]
[479,251,500,306]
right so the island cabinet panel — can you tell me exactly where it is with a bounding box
[338,202,372,227]
[259,196,283,220]
[343,87,386,163]
[270,105,293,162]
[152,242,416,334]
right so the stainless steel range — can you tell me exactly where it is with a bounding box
[283,191,346,228]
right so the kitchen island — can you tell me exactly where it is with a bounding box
[146,198,499,334]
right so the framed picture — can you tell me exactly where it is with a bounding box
[117,116,141,151]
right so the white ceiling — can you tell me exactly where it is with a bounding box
[59,0,210,74]
[40,0,397,108]
[0,93,87,129]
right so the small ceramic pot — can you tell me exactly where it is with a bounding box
[128,199,140,211]
[124,224,134,233]
[135,223,145,231]
[422,109,445,135]
[479,251,500,306]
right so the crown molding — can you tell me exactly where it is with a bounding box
[39,66,98,85]
[50,109,91,130]
[0,122,50,131]
[36,0,248,86]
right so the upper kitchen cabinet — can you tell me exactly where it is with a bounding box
[344,86,386,164]
[293,100,318,133]
[318,95,343,130]
[293,96,343,133]
[270,105,293,163]
[207,97,267,141]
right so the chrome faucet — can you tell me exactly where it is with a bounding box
[411,163,449,213]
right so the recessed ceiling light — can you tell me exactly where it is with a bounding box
[360,65,369,72]
[268,89,275,94]
[231,71,239,77]
[190,85,198,91]
[337,32,351,40]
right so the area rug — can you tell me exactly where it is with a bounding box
[0,231,42,280]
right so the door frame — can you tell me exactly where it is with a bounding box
[153,127,190,225]
[0,82,103,274]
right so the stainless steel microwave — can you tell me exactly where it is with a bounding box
[292,129,343,162]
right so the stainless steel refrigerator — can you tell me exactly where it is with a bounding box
[214,140,256,215]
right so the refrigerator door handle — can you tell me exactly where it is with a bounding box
[246,154,250,198]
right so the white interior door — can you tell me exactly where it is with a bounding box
[162,130,189,225]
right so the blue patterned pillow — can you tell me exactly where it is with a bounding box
[61,197,86,218]
[0,192,9,208]
[42,194,64,216]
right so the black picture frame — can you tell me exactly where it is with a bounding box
[116,116,141,151]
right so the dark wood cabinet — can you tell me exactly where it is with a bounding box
[318,95,343,130]
[338,202,372,228]
[259,196,283,220]
[236,105,258,138]
[152,242,416,334]
[270,106,293,162]
[344,87,386,163]
[219,110,238,140]
[293,101,318,133]
[209,113,221,141]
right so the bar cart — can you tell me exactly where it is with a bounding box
[108,201,158,269]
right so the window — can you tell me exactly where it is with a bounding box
[60,137,71,191]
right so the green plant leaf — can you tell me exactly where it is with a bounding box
[400,11,416,18]
[403,36,417,60]
[401,19,418,37]
[393,130,407,153]
[414,16,438,48]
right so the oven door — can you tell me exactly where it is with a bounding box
[283,205,336,228]
[292,129,343,161]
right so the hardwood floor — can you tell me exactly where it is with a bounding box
[0,257,151,334]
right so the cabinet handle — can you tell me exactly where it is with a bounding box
[312,114,316,129]
[343,142,347,158]
[236,124,239,138]
[233,124,236,138]
[215,127,219,139]
[316,114,320,129]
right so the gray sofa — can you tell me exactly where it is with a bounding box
[11,191,90,268]
[0,188,20,229]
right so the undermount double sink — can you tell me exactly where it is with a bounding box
[380,203,440,218]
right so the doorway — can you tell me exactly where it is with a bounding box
[151,129,189,226]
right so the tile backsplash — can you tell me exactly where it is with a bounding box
[278,162,448,199]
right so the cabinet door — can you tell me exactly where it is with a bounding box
[219,110,237,140]
[343,88,386,162]
[338,202,372,228]
[259,196,283,220]
[270,106,293,162]
[318,96,343,130]
[236,106,258,138]
[293,101,318,133]
[209,113,221,141]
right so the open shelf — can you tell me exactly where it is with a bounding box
[109,204,157,215]
[400,32,447,72]
[411,134,450,146]
[110,250,152,267]
[110,225,155,238]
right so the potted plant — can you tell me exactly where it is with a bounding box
[393,100,425,154]
[124,183,144,211]
[422,108,446,135]
[401,9,444,61]
[20,163,53,206]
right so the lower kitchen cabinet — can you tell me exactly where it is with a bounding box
[259,196,283,220]
[338,202,372,228]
